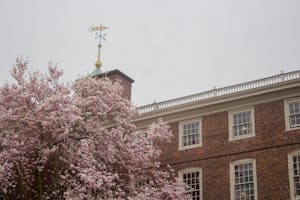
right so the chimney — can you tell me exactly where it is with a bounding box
[97,69,134,101]
[88,25,134,100]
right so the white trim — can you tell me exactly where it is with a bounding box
[288,150,300,200]
[178,118,202,150]
[228,107,256,141]
[137,71,300,115]
[229,158,258,200]
[178,167,203,200]
[134,91,300,129]
[136,79,300,118]
[284,97,300,131]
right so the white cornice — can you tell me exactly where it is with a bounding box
[134,80,300,126]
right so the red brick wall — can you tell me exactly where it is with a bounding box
[107,73,132,100]
[157,99,300,199]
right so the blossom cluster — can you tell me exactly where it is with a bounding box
[0,58,185,199]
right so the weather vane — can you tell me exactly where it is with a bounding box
[89,24,109,68]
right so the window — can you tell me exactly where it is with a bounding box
[288,150,300,200]
[137,177,150,187]
[136,130,152,146]
[179,119,202,150]
[136,130,153,154]
[230,159,258,200]
[285,98,300,130]
[229,107,255,141]
[179,168,202,200]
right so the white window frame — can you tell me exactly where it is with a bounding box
[284,97,300,131]
[230,158,258,200]
[288,150,300,200]
[135,129,153,155]
[136,129,153,146]
[228,107,256,141]
[179,167,203,200]
[179,118,202,150]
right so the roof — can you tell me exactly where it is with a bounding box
[137,70,300,116]
[94,69,135,83]
[89,67,103,77]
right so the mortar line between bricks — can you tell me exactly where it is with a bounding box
[160,141,300,167]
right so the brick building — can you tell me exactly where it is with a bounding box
[101,69,300,200]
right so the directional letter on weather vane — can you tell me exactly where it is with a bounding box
[89,24,109,46]
[89,24,109,68]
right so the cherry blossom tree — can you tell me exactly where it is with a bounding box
[0,58,185,200]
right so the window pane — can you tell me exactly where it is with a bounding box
[232,110,253,138]
[292,154,300,197]
[234,162,255,200]
[182,121,200,147]
[289,101,300,128]
[183,171,201,200]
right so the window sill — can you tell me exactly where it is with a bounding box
[229,133,255,142]
[179,143,202,151]
[286,126,300,132]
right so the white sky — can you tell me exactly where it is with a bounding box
[0,0,300,106]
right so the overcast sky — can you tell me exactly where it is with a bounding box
[0,0,300,106]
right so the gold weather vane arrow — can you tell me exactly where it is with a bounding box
[89,24,109,68]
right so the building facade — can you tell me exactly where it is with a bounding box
[102,69,300,200]
[131,71,300,200]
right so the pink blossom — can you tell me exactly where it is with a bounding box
[0,58,186,199]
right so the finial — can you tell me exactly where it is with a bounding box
[89,24,109,68]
